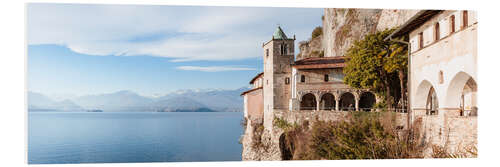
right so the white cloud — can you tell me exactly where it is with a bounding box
[27,4,323,61]
[176,66,256,72]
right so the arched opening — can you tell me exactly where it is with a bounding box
[445,72,477,116]
[279,133,293,160]
[300,93,317,110]
[359,92,376,111]
[461,77,477,116]
[339,92,355,111]
[426,87,439,115]
[414,80,435,109]
[320,93,335,110]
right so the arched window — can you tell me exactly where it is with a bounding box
[450,15,455,33]
[434,22,440,41]
[439,71,444,84]
[285,77,290,85]
[266,49,269,58]
[462,10,468,29]
[418,32,424,49]
[324,74,329,82]
[300,75,305,83]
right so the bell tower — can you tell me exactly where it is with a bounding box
[262,26,295,130]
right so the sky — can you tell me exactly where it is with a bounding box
[27,3,324,98]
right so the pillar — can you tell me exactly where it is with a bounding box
[315,93,320,111]
[355,97,360,111]
[316,99,320,111]
[335,98,340,111]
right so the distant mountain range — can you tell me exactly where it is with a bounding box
[27,87,248,112]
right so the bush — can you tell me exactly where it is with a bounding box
[282,112,425,160]
[311,26,323,39]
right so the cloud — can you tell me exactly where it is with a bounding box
[176,66,256,72]
[27,4,323,61]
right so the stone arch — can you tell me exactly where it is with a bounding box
[339,92,355,111]
[300,93,317,110]
[279,133,293,160]
[414,80,436,108]
[359,92,376,111]
[426,87,439,115]
[445,72,477,115]
[320,93,335,110]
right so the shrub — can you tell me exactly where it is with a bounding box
[282,112,425,160]
[311,26,323,39]
[319,51,324,57]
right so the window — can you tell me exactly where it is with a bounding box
[300,75,305,83]
[418,32,424,49]
[324,74,329,82]
[280,44,285,55]
[266,80,269,85]
[439,71,444,84]
[266,49,269,58]
[285,77,290,85]
[450,15,455,33]
[462,10,468,29]
[284,44,288,55]
[434,22,440,41]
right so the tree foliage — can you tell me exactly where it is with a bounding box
[311,26,323,39]
[343,28,408,108]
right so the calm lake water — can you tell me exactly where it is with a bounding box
[28,112,243,164]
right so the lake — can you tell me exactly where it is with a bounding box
[28,112,243,164]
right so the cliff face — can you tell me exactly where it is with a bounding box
[322,9,383,57]
[298,9,419,59]
[297,35,323,60]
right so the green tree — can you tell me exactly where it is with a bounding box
[311,26,323,39]
[343,28,407,109]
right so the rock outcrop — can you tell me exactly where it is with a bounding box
[299,8,419,59]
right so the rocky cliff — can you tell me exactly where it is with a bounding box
[298,8,419,59]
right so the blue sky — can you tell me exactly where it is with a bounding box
[27,3,323,98]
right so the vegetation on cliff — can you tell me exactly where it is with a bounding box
[277,112,425,160]
[343,28,408,109]
[311,26,323,39]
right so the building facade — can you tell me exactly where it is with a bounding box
[242,26,378,131]
[388,10,477,153]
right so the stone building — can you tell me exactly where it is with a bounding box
[241,26,378,131]
[387,10,477,154]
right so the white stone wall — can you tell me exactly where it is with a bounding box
[409,10,477,155]
[410,10,477,111]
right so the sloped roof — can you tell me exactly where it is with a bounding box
[293,57,346,69]
[273,26,289,40]
[249,72,264,84]
[240,87,263,96]
[385,10,443,40]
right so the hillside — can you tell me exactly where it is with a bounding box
[27,87,247,112]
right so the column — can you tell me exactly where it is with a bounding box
[315,93,320,111]
[335,98,340,111]
[316,99,320,111]
[355,97,360,111]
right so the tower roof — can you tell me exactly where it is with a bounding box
[272,26,289,40]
